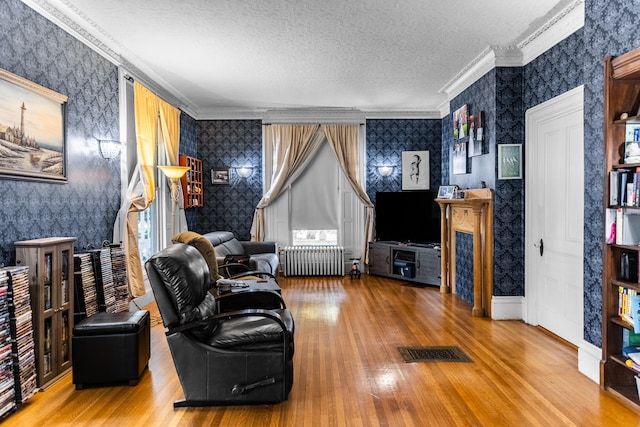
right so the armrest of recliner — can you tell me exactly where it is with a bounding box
[214,289,286,309]
[228,269,277,281]
[166,308,288,336]
[240,241,277,255]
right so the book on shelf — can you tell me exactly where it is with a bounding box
[615,207,640,245]
[610,167,640,207]
[606,208,617,243]
[632,293,640,333]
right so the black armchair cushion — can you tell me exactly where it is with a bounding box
[207,309,294,351]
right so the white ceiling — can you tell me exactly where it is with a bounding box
[27,0,579,119]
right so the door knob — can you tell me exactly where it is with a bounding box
[533,239,544,256]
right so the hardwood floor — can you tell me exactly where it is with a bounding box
[4,274,640,426]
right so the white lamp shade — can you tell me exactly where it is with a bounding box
[158,165,190,179]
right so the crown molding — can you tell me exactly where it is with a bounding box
[196,107,443,122]
[519,0,585,65]
[440,0,584,102]
[20,0,197,117]
[263,108,366,124]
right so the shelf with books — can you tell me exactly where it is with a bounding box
[603,46,640,409]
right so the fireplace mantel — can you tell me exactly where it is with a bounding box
[436,188,494,317]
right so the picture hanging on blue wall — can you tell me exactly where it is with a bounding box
[453,104,469,140]
[0,68,67,183]
[468,111,486,157]
[401,150,430,190]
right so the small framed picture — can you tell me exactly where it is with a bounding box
[453,104,469,140]
[401,150,430,190]
[211,168,230,185]
[437,185,458,199]
[498,144,523,179]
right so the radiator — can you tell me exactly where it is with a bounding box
[283,246,345,276]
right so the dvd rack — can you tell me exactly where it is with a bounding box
[109,246,129,313]
[0,270,15,419]
[73,253,99,323]
[4,266,37,410]
[87,249,117,313]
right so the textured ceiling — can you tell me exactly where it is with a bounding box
[34,0,575,118]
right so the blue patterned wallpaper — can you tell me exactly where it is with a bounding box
[455,232,474,304]
[583,0,640,347]
[196,120,263,240]
[365,119,442,205]
[0,0,120,265]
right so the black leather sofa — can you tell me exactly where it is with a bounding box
[145,243,294,406]
[202,231,279,275]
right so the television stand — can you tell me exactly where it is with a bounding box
[367,241,440,286]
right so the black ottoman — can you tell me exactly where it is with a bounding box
[72,310,150,389]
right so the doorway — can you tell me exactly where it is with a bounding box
[524,86,584,347]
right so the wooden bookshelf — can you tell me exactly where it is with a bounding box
[602,46,640,410]
[179,155,203,208]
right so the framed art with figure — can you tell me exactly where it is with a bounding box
[0,68,68,183]
[401,150,429,190]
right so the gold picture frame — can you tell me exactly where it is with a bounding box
[0,68,68,182]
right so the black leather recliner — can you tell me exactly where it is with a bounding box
[145,243,294,407]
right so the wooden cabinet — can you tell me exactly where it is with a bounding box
[179,155,203,208]
[602,46,640,408]
[367,241,440,286]
[15,237,75,389]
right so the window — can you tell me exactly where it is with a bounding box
[292,229,338,246]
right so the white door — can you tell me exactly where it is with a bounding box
[525,86,584,347]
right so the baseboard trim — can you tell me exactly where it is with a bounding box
[491,295,524,320]
[578,340,601,384]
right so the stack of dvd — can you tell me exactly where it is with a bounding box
[88,249,117,313]
[109,246,129,313]
[0,270,15,419]
[5,266,37,407]
[73,253,99,323]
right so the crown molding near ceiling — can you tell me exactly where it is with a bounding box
[518,0,585,65]
[20,0,197,118]
[440,0,584,102]
[196,107,443,122]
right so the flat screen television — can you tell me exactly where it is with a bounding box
[374,190,440,244]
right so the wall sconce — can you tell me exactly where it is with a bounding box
[376,165,394,177]
[97,139,121,159]
[235,166,253,178]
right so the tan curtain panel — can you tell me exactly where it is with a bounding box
[250,124,322,241]
[321,124,375,263]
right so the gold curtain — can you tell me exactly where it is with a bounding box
[250,124,322,241]
[321,124,375,263]
[125,82,181,297]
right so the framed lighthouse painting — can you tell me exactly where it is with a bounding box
[0,68,67,183]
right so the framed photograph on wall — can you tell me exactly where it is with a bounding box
[452,140,468,175]
[498,144,523,179]
[211,168,230,185]
[453,104,468,140]
[0,68,68,182]
[401,150,429,190]
[468,111,486,157]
